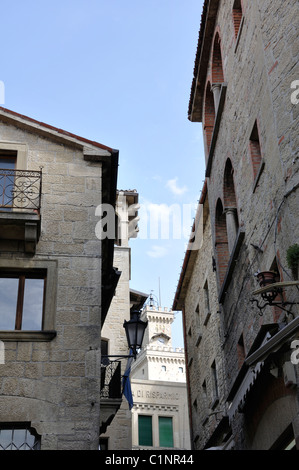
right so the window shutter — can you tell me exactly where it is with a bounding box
[159,417,173,447]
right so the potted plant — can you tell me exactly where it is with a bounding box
[286,244,299,280]
[256,271,279,288]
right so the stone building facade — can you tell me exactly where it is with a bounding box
[100,190,147,450]
[130,305,191,450]
[175,0,299,450]
[173,181,229,449]
[100,192,191,451]
[0,107,119,449]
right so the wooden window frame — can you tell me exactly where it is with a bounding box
[0,270,47,331]
[0,259,57,341]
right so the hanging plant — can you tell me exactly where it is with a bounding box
[286,244,299,269]
[286,244,299,279]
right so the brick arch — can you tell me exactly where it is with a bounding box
[212,32,224,84]
[232,0,243,38]
[223,158,237,208]
[215,198,229,286]
[203,81,215,153]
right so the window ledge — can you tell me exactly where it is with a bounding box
[202,415,209,426]
[195,333,202,347]
[205,83,227,178]
[203,311,211,326]
[252,159,265,193]
[234,16,244,53]
[0,330,56,342]
[211,397,220,410]
[218,229,245,303]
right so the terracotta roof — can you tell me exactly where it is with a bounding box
[0,106,114,153]
[188,0,209,119]
[188,0,220,122]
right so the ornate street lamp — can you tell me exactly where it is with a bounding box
[123,311,148,358]
[102,310,147,361]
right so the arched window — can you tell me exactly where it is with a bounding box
[223,159,239,253]
[212,33,224,84]
[232,0,243,39]
[211,33,224,112]
[249,121,262,180]
[215,199,229,286]
[204,82,215,154]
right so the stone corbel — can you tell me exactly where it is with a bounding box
[25,222,38,253]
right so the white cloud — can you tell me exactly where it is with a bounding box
[166,177,187,196]
[147,245,168,258]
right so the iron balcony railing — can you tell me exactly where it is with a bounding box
[101,360,122,399]
[0,169,42,213]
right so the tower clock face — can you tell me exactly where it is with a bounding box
[158,337,165,344]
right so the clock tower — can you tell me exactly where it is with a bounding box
[141,303,174,350]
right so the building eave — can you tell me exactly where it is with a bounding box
[0,107,120,325]
[188,0,220,123]
[0,106,113,154]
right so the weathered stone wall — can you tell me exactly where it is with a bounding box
[100,245,133,450]
[200,0,299,449]
[183,212,226,449]
[0,121,104,449]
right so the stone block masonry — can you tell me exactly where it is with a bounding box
[0,113,110,449]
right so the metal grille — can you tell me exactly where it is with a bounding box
[0,426,41,450]
[0,169,42,212]
[101,360,121,399]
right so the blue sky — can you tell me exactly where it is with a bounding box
[1,0,205,347]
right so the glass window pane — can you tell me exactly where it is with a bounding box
[22,278,44,330]
[0,157,16,170]
[0,429,13,450]
[0,157,16,210]
[0,426,40,450]
[138,415,152,446]
[0,278,18,329]
[25,428,36,448]
[13,429,27,449]
[159,417,173,448]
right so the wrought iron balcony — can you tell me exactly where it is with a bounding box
[0,169,42,253]
[100,360,122,434]
[0,169,42,213]
[101,360,122,399]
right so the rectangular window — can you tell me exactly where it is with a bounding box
[203,280,211,325]
[211,360,219,403]
[203,280,210,315]
[249,121,262,179]
[159,417,174,448]
[99,437,109,450]
[0,270,46,330]
[202,380,208,407]
[237,334,245,369]
[138,415,153,447]
[0,153,16,169]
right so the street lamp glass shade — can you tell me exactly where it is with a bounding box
[123,313,148,354]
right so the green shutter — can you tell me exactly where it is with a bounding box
[159,417,173,447]
[138,415,152,446]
